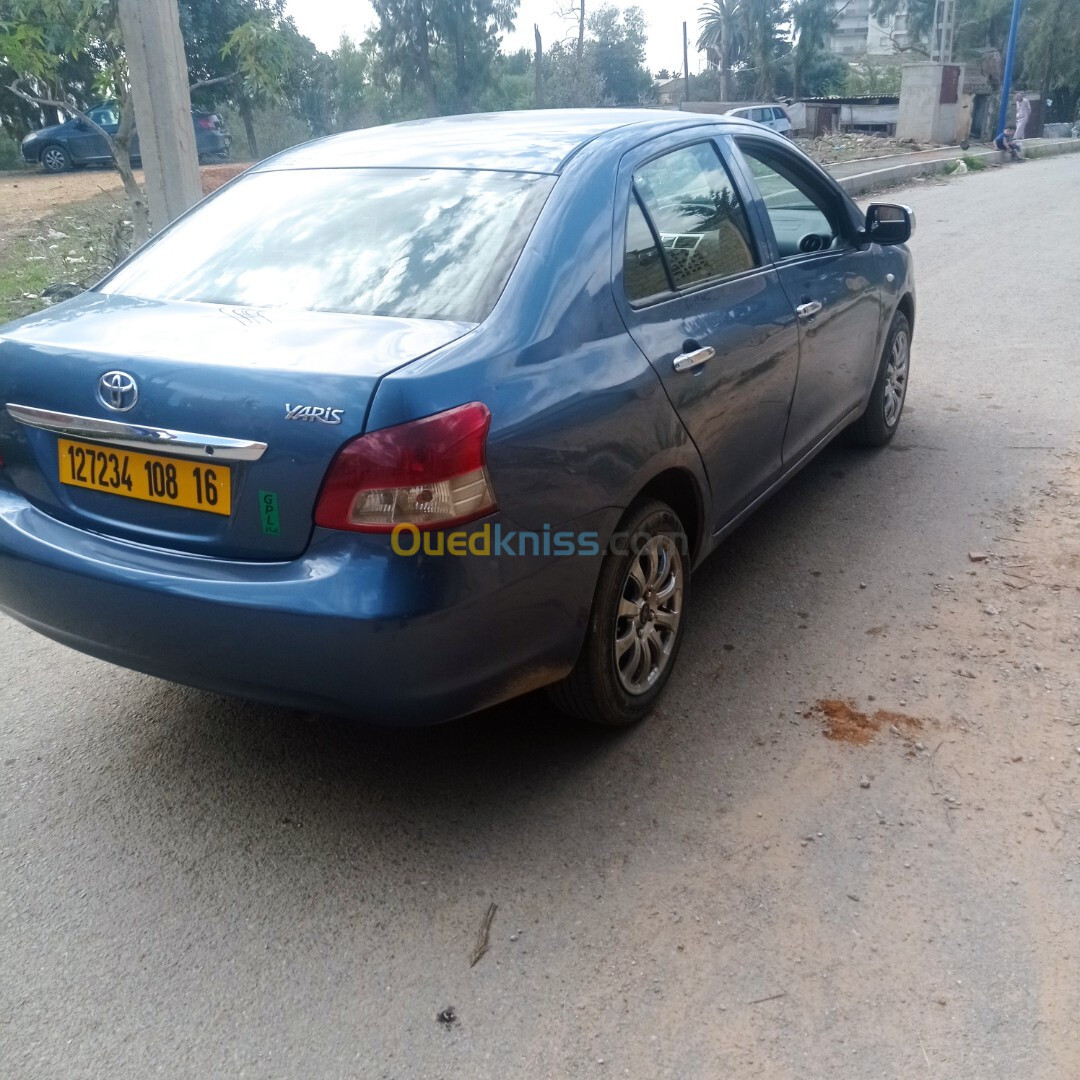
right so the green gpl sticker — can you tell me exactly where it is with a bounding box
[259,490,280,535]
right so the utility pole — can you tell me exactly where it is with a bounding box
[996,0,1024,135]
[930,0,957,63]
[682,22,690,106]
[117,0,202,235]
[534,25,544,108]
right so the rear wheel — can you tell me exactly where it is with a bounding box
[548,499,689,727]
[848,310,911,446]
[40,144,71,173]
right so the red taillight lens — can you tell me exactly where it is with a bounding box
[197,117,214,129]
[314,402,496,533]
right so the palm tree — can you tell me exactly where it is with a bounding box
[697,0,745,102]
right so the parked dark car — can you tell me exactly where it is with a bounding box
[0,110,914,727]
[20,103,231,172]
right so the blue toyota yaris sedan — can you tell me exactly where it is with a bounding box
[0,110,914,726]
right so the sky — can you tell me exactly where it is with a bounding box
[283,0,710,79]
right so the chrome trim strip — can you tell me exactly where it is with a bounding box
[4,403,268,461]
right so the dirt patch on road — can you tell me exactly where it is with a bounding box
[812,698,925,744]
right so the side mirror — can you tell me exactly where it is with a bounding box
[863,203,915,245]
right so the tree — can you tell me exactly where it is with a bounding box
[2,0,294,246]
[370,0,517,116]
[1020,0,1080,120]
[697,0,745,100]
[179,0,304,157]
[3,0,150,244]
[587,4,652,104]
[542,39,605,106]
[790,0,838,98]
[741,0,786,98]
[843,57,902,95]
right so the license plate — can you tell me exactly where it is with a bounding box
[58,438,231,516]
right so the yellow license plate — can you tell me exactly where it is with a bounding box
[58,438,232,516]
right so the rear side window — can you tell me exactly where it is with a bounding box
[632,142,758,291]
[101,168,555,323]
[89,106,118,127]
[623,196,670,302]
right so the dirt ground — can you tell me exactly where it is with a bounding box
[0,162,247,237]
[794,132,940,165]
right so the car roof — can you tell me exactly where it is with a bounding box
[258,109,752,175]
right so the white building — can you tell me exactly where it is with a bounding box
[827,0,918,58]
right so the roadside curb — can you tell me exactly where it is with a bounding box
[826,138,1080,194]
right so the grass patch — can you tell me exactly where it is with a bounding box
[961,154,988,171]
[0,193,130,323]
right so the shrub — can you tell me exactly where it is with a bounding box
[0,132,24,171]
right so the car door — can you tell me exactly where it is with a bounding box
[726,134,883,465]
[68,105,118,163]
[613,135,801,532]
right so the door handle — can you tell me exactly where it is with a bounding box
[672,346,715,372]
[796,300,822,319]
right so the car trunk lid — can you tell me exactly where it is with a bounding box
[0,294,474,559]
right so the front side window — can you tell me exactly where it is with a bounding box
[101,168,555,323]
[734,140,844,259]
[632,142,758,291]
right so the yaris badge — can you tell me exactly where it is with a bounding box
[284,404,344,424]
[98,371,138,412]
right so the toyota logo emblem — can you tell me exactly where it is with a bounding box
[98,371,138,412]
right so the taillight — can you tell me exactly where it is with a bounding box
[197,117,214,129]
[314,402,496,533]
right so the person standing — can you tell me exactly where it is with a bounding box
[1014,93,1031,141]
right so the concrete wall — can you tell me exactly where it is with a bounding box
[896,63,967,143]
[786,102,807,131]
[843,103,899,127]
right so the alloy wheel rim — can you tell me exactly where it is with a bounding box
[43,148,65,170]
[613,534,684,696]
[883,329,909,428]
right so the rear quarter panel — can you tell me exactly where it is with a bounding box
[364,140,709,544]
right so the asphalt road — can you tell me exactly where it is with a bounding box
[2,156,1078,1079]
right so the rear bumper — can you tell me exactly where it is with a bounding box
[197,131,231,156]
[0,488,611,724]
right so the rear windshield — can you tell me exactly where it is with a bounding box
[101,168,555,323]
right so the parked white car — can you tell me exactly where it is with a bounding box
[725,104,793,137]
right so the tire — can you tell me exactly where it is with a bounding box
[847,310,911,447]
[548,499,690,727]
[40,144,71,174]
